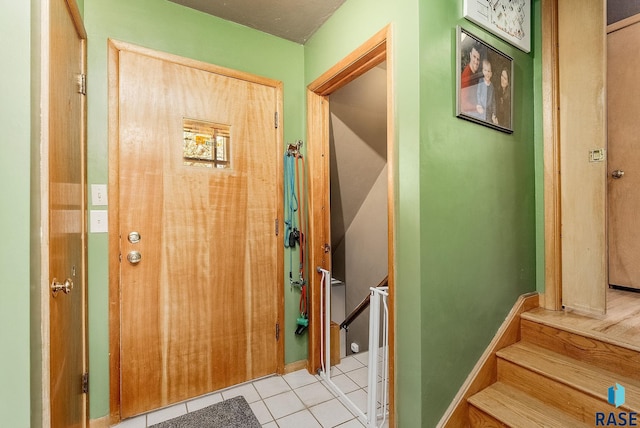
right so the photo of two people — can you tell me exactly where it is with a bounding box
[456,26,513,133]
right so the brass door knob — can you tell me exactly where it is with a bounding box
[612,170,625,179]
[51,278,73,297]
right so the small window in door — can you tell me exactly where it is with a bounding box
[183,118,230,169]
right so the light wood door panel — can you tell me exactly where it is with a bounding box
[117,49,281,418]
[608,18,640,289]
[48,0,87,426]
[558,0,607,315]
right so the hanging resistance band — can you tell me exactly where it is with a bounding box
[284,141,308,335]
[284,151,299,251]
[296,153,306,287]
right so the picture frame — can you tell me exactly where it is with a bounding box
[463,0,531,53]
[456,26,514,134]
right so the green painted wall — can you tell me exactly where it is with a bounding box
[0,3,32,427]
[30,0,45,425]
[419,2,538,426]
[533,0,546,294]
[84,0,306,418]
[0,1,544,426]
[306,0,539,426]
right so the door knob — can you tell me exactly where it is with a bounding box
[127,250,142,265]
[612,169,625,179]
[51,278,73,297]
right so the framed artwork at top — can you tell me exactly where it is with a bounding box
[463,0,531,53]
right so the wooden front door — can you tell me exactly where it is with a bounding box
[110,43,283,418]
[608,17,640,289]
[48,0,87,426]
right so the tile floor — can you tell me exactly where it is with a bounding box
[112,351,389,428]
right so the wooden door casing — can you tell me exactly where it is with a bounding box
[306,26,396,426]
[109,41,284,419]
[48,0,88,427]
[607,16,640,289]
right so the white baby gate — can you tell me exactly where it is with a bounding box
[317,268,389,427]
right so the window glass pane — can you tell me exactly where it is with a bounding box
[183,118,230,169]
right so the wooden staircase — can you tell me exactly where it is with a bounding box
[466,307,640,427]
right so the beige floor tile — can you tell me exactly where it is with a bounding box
[294,381,335,407]
[263,390,305,420]
[253,375,292,399]
[310,398,354,427]
[276,409,323,428]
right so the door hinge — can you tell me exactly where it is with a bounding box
[77,74,86,95]
[275,111,279,129]
[275,323,280,341]
[81,372,89,394]
[275,219,279,236]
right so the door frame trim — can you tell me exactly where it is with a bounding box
[107,39,284,423]
[541,0,562,311]
[306,24,396,425]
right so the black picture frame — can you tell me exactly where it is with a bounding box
[456,26,514,134]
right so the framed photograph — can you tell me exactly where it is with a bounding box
[463,0,531,53]
[456,26,513,134]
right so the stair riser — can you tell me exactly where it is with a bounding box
[469,404,509,428]
[520,319,640,381]
[497,358,633,422]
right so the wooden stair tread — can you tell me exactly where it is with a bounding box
[498,341,640,411]
[449,296,640,428]
[520,317,640,382]
[522,307,640,353]
[468,382,589,427]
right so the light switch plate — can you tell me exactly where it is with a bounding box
[90,210,108,233]
[91,184,108,206]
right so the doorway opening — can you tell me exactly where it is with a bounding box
[606,14,640,294]
[329,60,388,362]
[543,1,640,336]
[306,25,395,425]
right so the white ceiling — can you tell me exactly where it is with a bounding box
[168,0,346,44]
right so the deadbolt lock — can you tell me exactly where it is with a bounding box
[128,231,141,244]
